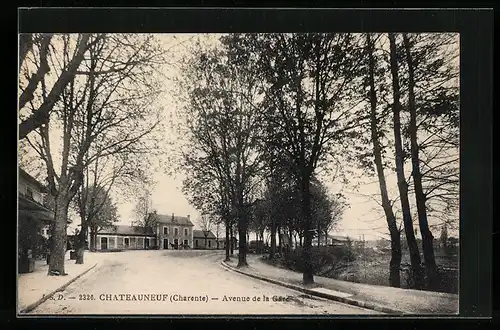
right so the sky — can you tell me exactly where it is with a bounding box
[20,33,459,242]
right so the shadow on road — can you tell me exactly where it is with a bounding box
[161,250,225,258]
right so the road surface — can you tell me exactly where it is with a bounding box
[30,250,381,315]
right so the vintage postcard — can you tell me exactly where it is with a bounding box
[17,17,462,316]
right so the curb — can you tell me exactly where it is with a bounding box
[19,263,98,314]
[221,260,407,315]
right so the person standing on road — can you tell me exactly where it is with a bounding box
[46,235,53,265]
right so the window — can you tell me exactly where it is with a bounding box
[163,227,168,235]
[174,228,179,236]
[109,237,116,249]
[26,187,34,199]
[184,228,188,236]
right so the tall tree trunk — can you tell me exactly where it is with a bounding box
[300,176,314,284]
[269,210,277,260]
[259,230,265,254]
[75,225,87,264]
[402,33,439,290]
[237,205,249,267]
[230,225,234,255]
[278,225,282,254]
[48,190,70,276]
[367,33,402,288]
[89,228,96,251]
[224,220,230,261]
[388,33,423,289]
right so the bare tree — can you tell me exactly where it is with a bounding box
[245,33,367,284]
[179,36,265,267]
[388,33,424,288]
[133,190,158,235]
[23,34,165,275]
[198,214,213,249]
[365,33,402,287]
[402,33,459,289]
[79,184,120,253]
[19,33,99,139]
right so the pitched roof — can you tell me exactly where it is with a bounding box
[329,235,350,242]
[155,213,194,226]
[98,225,155,236]
[19,168,48,193]
[193,230,216,239]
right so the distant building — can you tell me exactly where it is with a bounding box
[217,238,226,249]
[215,237,238,250]
[329,235,351,246]
[156,213,194,250]
[96,213,195,251]
[193,230,217,249]
[311,234,351,247]
[96,225,156,250]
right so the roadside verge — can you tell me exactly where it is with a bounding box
[221,260,406,315]
[18,263,97,314]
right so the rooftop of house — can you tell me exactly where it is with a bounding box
[98,225,155,236]
[193,230,216,239]
[329,235,350,242]
[19,168,47,193]
[155,213,194,226]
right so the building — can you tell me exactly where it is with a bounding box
[156,213,194,249]
[216,237,238,250]
[193,230,217,249]
[18,168,54,273]
[217,238,225,249]
[95,213,195,251]
[96,225,156,250]
[330,235,351,246]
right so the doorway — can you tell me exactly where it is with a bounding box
[100,237,108,250]
[145,238,150,249]
[163,238,169,249]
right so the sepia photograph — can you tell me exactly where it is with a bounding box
[17,30,461,316]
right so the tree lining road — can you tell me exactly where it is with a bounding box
[31,250,381,315]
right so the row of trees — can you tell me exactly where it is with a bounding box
[179,33,458,289]
[19,33,167,274]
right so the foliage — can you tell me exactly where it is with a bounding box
[132,190,158,233]
[83,185,119,232]
[282,246,357,273]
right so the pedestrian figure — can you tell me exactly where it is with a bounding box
[46,236,53,265]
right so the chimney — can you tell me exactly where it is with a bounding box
[187,215,190,221]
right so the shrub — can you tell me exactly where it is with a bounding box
[283,246,357,273]
[401,262,458,294]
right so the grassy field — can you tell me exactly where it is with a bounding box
[270,246,459,293]
[321,251,458,290]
